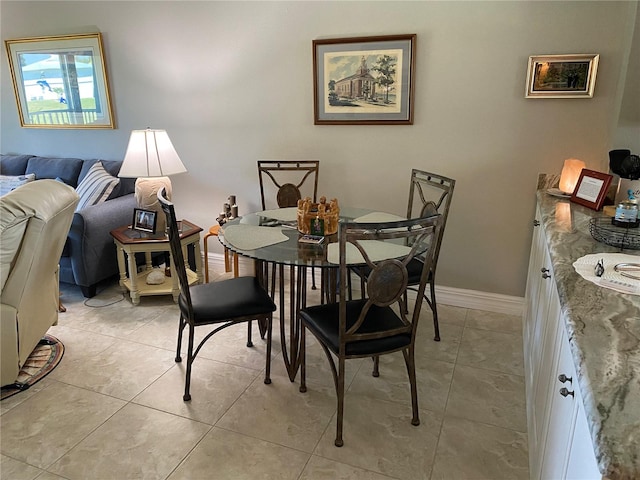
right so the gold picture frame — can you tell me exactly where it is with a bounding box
[5,33,115,128]
[525,54,599,99]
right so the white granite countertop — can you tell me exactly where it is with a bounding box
[536,182,640,480]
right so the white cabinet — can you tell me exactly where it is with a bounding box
[524,207,601,480]
[539,327,579,480]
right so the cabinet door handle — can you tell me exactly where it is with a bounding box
[541,268,550,273]
[533,220,540,226]
[560,387,575,398]
[558,374,572,384]
[542,272,552,279]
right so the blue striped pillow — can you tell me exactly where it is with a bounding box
[75,161,120,212]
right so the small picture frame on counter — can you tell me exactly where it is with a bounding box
[570,169,612,211]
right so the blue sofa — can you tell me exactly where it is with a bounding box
[1,154,137,297]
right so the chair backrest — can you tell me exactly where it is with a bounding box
[157,187,193,317]
[337,215,442,349]
[257,160,319,210]
[406,169,455,273]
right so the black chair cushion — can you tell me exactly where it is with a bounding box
[300,299,411,357]
[179,276,276,324]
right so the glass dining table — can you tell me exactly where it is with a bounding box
[218,206,404,381]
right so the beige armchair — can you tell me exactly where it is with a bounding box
[1,180,79,387]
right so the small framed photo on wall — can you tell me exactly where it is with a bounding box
[132,208,157,233]
[525,54,599,98]
[570,169,612,211]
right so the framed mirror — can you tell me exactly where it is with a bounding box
[5,33,115,128]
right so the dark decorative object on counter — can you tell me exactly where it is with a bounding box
[589,217,640,250]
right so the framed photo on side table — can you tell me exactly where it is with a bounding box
[313,34,416,125]
[525,54,599,98]
[570,169,612,211]
[132,208,157,233]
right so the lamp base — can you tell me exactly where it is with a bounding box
[135,176,172,234]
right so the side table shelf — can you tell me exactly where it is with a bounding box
[110,220,203,305]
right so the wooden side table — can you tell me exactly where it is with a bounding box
[203,224,238,282]
[110,220,203,305]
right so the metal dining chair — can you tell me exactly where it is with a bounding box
[257,160,320,289]
[257,160,319,210]
[158,188,276,401]
[351,169,455,341]
[299,214,443,447]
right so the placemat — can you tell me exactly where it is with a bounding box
[573,252,640,295]
[327,240,412,265]
[353,212,406,223]
[222,224,288,251]
[255,207,298,222]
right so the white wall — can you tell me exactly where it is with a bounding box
[2,1,638,298]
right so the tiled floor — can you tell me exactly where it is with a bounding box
[1,263,529,480]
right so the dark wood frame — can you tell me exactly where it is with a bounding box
[132,208,157,233]
[313,34,416,125]
[570,169,612,211]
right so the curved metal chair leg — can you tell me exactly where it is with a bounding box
[335,356,345,447]
[403,348,420,426]
[183,324,195,401]
[175,315,185,362]
[299,323,307,393]
[430,281,440,342]
[247,321,253,347]
[264,315,273,384]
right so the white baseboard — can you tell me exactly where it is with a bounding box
[203,253,524,316]
[434,285,524,316]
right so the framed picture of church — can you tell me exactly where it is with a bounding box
[313,34,416,125]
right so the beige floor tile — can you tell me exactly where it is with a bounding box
[15,279,530,479]
[415,321,463,364]
[0,382,125,469]
[0,454,43,480]
[46,324,118,364]
[49,338,175,400]
[433,303,468,327]
[466,309,523,334]
[33,472,67,480]
[279,333,365,389]
[347,351,454,413]
[431,416,529,480]
[123,308,182,352]
[299,455,398,479]
[47,403,209,480]
[168,427,309,480]
[446,364,527,432]
[314,395,442,480]
[55,297,161,338]
[457,326,524,376]
[217,374,336,453]
[133,358,260,425]
[0,376,57,416]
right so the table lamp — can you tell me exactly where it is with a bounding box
[119,128,187,233]
[559,158,586,195]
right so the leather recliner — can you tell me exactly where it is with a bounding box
[1,180,79,387]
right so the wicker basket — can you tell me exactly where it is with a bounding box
[589,217,640,250]
[297,197,339,235]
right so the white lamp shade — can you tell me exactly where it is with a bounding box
[119,129,187,178]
